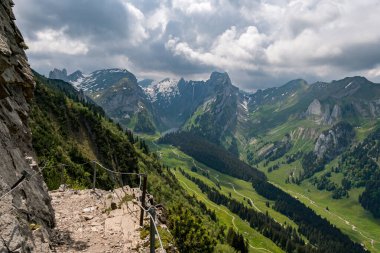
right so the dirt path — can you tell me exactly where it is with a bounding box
[50,187,165,253]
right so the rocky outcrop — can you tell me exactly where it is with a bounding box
[0,1,54,252]
[49,68,68,81]
[49,68,84,84]
[306,99,323,117]
[305,99,341,125]
[314,122,355,161]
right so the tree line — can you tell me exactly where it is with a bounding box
[252,180,366,253]
[179,169,313,253]
[159,131,266,182]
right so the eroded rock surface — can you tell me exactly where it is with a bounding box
[0,1,54,252]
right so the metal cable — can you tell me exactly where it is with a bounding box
[136,202,165,252]
[92,160,142,176]
[0,164,50,202]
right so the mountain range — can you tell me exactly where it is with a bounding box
[50,68,380,151]
[49,68,380,222]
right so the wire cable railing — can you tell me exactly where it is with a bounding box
[0,160,165,252]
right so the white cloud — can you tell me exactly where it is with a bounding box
[26,27,88,55]
[172,0,214,15]
[166,26,266,71]
[123,2,149,45]
[146,5,170,39]
[15,0,380,87]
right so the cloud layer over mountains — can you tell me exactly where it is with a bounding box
[14,0,380,89]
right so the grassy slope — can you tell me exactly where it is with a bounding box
[256,148,380,252]
[150,141,302,253]
[246,116,380,252]
[142,115,380,252]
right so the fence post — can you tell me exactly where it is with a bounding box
[149,207,156,253]
[60,164,65,190]
[92,161,97,191]
[139,174,147,226]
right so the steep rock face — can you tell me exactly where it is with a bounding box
[314,122,355,161]
[0,1,54,252]
[306,99,323,117]
[183,72,240,152]
[305,99,342,125]
[96,76,157,133]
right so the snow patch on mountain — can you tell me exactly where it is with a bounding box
[144,78,179,102]
[67,68,134,92]
[70,74,89,90]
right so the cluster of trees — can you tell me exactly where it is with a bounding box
[154,167,248,252]
[32,74,158,190]
[301,122,355,181]
[169,207,217,253]
[359,171,380,218]
[309,173,349,199]
[310,173,338,191]
[159,132,266,182]
[338,127,380,217]
[32,76,134,189]
[247,138,292,165]
[267,163,280,173]
[284,151,303,164]
[226,228,249,253]
[265,138,292,162]
[179,169,314,253]
[134,110,156,134]
[252,181,366,253]
[300,152,325,180]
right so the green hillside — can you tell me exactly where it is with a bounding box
[30,73,250,253]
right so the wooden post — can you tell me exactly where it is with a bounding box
[139,174,147,226]
[92,161,97,191]
[149,207,156,253]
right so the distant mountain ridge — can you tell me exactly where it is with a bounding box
[49,68,380,142]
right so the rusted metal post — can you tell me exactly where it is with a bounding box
[92,161,97,190]
[149,207,156,253]
[60,164,65,190]
[139,174,147,226]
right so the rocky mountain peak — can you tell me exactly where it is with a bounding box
[283,79,308,89]
[209,71,232,86]
[138,78,154,88]
[49,68,68,80]
[68,70,84,81]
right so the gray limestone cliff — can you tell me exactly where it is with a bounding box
[305,99,342,125]
[314,122,355,161]
[0,1,55,252]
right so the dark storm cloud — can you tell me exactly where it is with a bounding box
[13,0,380,89]
[16,0,129,40]
[310,41,380,72]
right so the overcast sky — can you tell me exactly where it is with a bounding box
[14,0,380,90]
